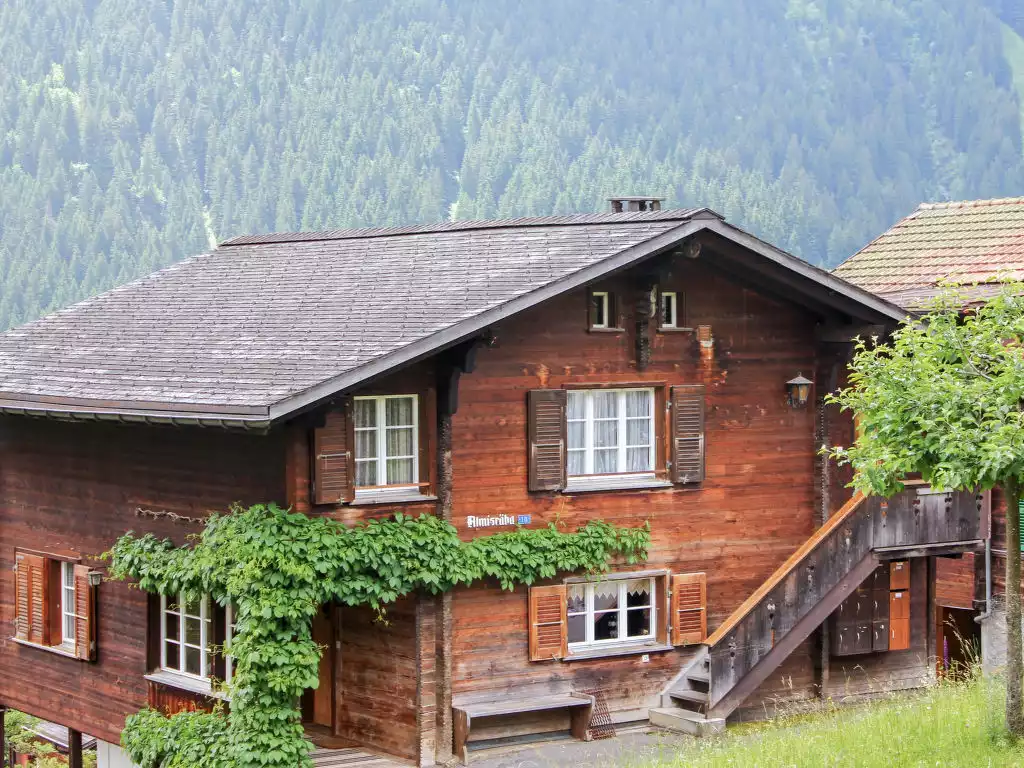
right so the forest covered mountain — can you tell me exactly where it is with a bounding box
[1,0,1023,331]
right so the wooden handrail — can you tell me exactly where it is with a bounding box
[705,491,867,647]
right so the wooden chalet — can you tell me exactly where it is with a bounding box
[0,198,988,767]
[836,196,1024,679]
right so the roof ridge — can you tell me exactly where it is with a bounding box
[916,196,1024,211]
[218,207,719,248]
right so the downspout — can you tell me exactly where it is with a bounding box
[975,535,993,625]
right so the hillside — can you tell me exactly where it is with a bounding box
[0,0,1021,330]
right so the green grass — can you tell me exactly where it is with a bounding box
[633,673,1024,767]
[1002,21,1024,138]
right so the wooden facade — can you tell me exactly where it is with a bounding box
[0,234,986,764]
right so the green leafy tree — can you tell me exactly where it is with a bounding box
[829,283,1024,735]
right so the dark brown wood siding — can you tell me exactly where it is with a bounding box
[448,256,850,718]
[0,416,284,744]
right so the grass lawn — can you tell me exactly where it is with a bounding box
[631,674,1024,767]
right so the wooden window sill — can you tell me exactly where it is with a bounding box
[563,475,673,494]
[563,641,674,662]
[350,490,438,506]
[587,327,626,334]
[145,670,230,701]
[11,637,81,660]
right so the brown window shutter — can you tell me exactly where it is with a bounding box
[73,564,96,661]
[528,584,567,661]
[313,402,354,504]
[147,593,162,670]
[211,603,227,681]
[527,389,567,492]
[671,572,707,646]
[15,552,49,645]
[670,384,705,484]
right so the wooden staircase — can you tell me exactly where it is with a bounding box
[651,487,987,735]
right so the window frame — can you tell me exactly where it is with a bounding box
[60,561,76,647]
[566,387,656,478]
[159,593,235,685]
[660,291,678,328]
[566,576,658,650]
[353,394,420,491]
[590,291,611,329]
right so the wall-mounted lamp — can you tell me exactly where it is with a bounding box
[87,570,103,588]
[786,373,813,409]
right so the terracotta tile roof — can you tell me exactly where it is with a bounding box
[834,197,1024,307]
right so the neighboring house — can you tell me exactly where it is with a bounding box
[0,199,986,767]
[835,196,1024,677]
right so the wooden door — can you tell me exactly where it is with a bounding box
[301,606,335,729]
[889,590,910,651]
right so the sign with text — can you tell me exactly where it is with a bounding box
[466,514,531,529]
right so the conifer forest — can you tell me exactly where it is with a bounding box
[2,0,1024,330]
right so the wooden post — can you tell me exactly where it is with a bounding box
[435,407,455,763]
[285,422,312,514]
[69,728,83,768]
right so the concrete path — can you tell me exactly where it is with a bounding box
[466,725,694,768]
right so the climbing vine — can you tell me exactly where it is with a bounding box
[107,504,649,768]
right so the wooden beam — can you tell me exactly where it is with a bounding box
[815,324,887,344]
[69,728,83,768]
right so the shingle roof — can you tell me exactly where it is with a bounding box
[0,208,904,425]
[834,197,1024,307]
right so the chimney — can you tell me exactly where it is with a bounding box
[608,195,665,213]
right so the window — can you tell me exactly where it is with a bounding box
[566,577,656,648]
[591,291,609,328]
[354,395,418,488]
[590,291,613,329]
[567,388,655,477]
[661,291,678,328]
[60,562,76,646]
[160,593,234,683]
[13,550,95,660]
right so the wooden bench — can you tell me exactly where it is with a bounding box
[452,692,595,763]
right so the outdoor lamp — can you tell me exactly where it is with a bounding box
[87,570,103,587]
[786,373,813,409]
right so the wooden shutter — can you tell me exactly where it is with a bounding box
[670,572,707,646]
[527,389,567,492]
[15,552,48,645]
[670,385,705,484]
[528,585,567,661]
[313,403,354,504]
[73,564,96,661]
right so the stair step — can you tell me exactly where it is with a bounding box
[668,689,708,704]
[649,708,726,737]
[687,669,710,683]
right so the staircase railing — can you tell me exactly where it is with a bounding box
[703,487,986,717]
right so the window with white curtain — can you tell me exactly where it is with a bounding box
[566,388,655,476]
[353,395,418,488]
[567,577,656,647]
